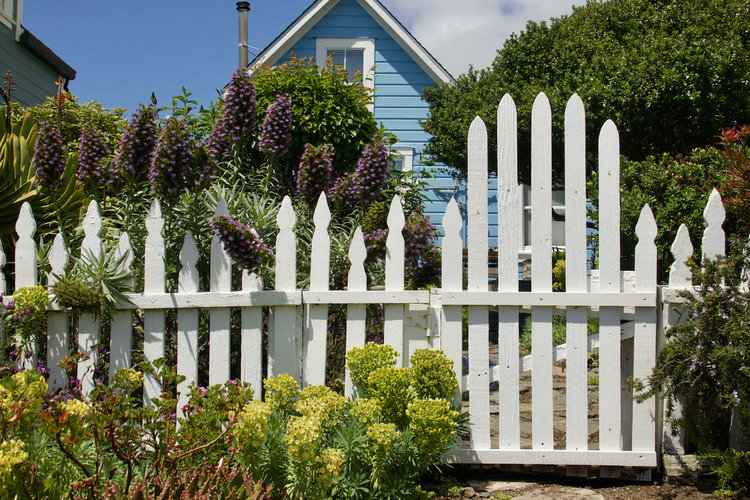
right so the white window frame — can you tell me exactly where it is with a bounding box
[0,0,14,29]
[391,146,413,172]
[316,38,375,112]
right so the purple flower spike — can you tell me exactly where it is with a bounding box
[33,121,66,196]
[210,214,274,274]
[78,122,112,194]
[296,143,334,202]
[114,104,157,184]
[208,70,256,160]
[149,117,197,204]
[330,136,390,208]
[259,93,293,155]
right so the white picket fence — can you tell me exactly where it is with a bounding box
[2,92,733,473]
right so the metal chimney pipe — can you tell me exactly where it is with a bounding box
[237,2,250,69]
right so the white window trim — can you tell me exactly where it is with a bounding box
[316,38,375,112]
[0,0,14,29]
[391,146,413,172]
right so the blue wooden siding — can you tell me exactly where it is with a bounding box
[0,26,60,108]
[275,0,497,245]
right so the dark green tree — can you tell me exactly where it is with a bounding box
[422,0,750,182]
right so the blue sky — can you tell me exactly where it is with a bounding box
[22,0,583,116]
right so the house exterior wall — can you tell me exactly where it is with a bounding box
[0,20,60,108]
[272,0,487,243]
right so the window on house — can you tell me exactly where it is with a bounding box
[391,147,413,173]
[326,48,364,81]
[316,38,374,90]
[0,0,14,28]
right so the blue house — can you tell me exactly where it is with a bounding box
[248,0,464,237]
[0,1,76,107]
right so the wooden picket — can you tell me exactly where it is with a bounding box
[12,90,738,473]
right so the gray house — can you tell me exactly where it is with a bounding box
[0,0,76,107]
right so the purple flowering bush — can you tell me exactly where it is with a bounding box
[114,104,157,184]
[330,136,390,209]
[296,143,334,203]
[32,120,66,196]
[149,117,198,204]
[78,122,112,195]
[643,237,750,459]
[208,70,256,161]
[259,93,292,155]
[210,214,274,274]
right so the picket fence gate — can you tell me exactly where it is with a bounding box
[4,92,734,474]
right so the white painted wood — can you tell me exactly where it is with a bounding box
[702,189,725,261]
[564,94,589,459]
[633,205,657,453]
[669,224,693,289]
[385,195,406,364]
[177,232,199,417]
[210,199,232,386]
[143,199,165,407]
[269,196,299,381]
[497,94,520,449]
[47,233,69,389]
[15,202,37,369]
[305,193,331,386]
[345,227,367,398]
[78,201,103,396]
[467,115,490,449]
[447,449,657,467]
[440,291,653,307]
[598,120,622,452]
[441,198,463,404]
[531,93,554,451]
[110,233,134,381]
[241,269,263,397]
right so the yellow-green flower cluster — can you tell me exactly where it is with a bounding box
[315,447,344,489]
[264,373,300,413]
[12,286,49,346]
[366,422,400,450]
[233,400,272,457]
[112,367,144,392]
[349,398,382,427]
[1,370,48,431]
[285,413,323,464]
[47,399,91,445]
[367,366,414,426]
[410,349,458,400]
[346,342,398,397]
[405,399,459,458]
[0,439,27,495]
[298,385,347,430]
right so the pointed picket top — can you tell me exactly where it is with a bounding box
[311,193,331,292]
[442,198,463,292]
[146,199,164,235]
[179,232,200,293]
[313,192,331,229]
[115,233,134,275]
[442,197,462,237]
[48,234,69,287]
[81,201,103,264]
[277,195,297,230]
[144,199,165,293]
[598,119,621,292]
[386,195,405,291]
[635,204,657,291]
[497,93,518,206]
[15,202,36,240]
[565,93,587,290]
[702,189,725,261]
[669,224,693,289]
[15,202,37,288]
[348,227,367,291]
[214,198,229,217]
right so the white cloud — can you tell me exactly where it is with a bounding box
[385,0,586,78]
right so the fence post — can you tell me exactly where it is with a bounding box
[15,202,37,370]
[177,232,199,417]
[441,198,463,407]
[385,195,405,364]
[109,233,134,380]
[345,227,367,398]
[210,199,232,386]
[78,201,103,396]
[143,199,165,407]
[47,233,69,389]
